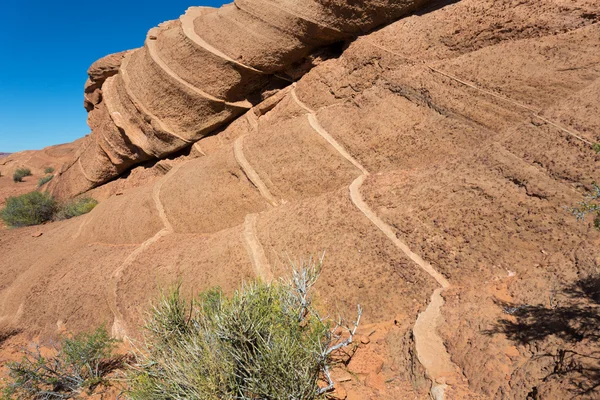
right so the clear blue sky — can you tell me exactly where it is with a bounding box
[0,0,227,153]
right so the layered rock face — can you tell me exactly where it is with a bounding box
[3,0,599,398]
[49,0,430,198]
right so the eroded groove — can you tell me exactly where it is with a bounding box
[243,213,273,281]
[290,80,462,398]
[71,212,94,240]
[108,228,169,339]
[349,174,463,399]
[107,159,188,338]
[233,135,280,207]
[77,158,102,184]
[180,7,266,75]
[364,39,596,148]
[103,76,160,158]
[349,175,449,288]
[291,88,369,175]
[146,29,252,109]
[119,53,191,144]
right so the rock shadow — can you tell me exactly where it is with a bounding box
[486,275,600,396]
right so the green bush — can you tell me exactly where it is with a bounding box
[128,262,361,399]
[2,326,120,399]
[0,192,98,228]
[0,192,56,227]
[12,168,31,183]
[44,167,55,174]
[54,197,98,221]
[37,175,54,188]
[572,183,600,229]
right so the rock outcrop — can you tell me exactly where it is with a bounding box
[49,0,431,198]
[2,0,600,398]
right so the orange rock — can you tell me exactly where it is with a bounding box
[332,383,348,399]
[365,372,387,391]
[503,345,521,359]
[348,347,384,375]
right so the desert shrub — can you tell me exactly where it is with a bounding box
[2,326,120,399]
[572,183,600,230]
[12,168,31,183]
[127,260,361,399]
[44,167,55,174]
[37,175,54,188]
[0,192,56,227]
[54,197,98,221]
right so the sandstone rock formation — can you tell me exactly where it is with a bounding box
[49,0,431,198]
[2,0,600,398]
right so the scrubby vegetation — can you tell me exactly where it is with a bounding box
[44,167,55,174]
[37,175,54,188]
[0,192,57,227]
[572,183,600,229]
[12,168,32,183]
[2,326,122,399]
[54,197,98,221]
[0,262,358,398]
[128,261,361,399]
[0,193,98,228]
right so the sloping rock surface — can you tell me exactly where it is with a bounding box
[1,0,600,398]
[48,0,430,199]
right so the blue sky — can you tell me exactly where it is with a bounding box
[0,0,227,153]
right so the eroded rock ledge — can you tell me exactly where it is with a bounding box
[49,0,430,198]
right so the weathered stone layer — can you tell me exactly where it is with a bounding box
[50,0,430,198]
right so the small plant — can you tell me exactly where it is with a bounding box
[0,192,56,227]
[37,175,54,188]
[571,183,600,230]
[593,143,600,153]
[2,326,120,399]
[44,167,55,174]
[127,259,361,399]
[54,197,98,221]
[12,168,31,183]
